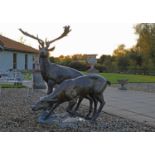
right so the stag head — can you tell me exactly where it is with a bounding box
[19,26,71,57]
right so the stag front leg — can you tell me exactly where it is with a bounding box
[47,80,55,94]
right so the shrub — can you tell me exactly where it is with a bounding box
[95,64,107,72]
[68,61,90,71]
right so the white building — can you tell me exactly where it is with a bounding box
[0,35,39,72]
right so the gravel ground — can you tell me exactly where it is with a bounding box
[0,88,155,132]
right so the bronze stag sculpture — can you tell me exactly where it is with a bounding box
[19,26,83,94]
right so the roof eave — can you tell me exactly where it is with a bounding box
[3,47,39,54]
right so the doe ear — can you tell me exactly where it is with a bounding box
[48,46,55,52]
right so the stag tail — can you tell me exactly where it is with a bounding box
[107,81,111,86]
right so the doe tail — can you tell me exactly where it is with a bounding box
[107,80,111,86]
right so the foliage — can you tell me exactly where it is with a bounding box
[95,63,107,72]
[113,44,127,57]
[134,23,155,68]
[68,61,90,71]
[49,56,56,63]
[23,71,32,80]
[49,54,90,71]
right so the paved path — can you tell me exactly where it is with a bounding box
[103,87,155,127]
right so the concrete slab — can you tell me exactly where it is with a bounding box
[103,87,155,127]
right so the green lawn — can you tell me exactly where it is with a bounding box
[100,73,155,84]
[0,83,25,88]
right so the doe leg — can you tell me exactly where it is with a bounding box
[66,98,79,115]
[85,96,94,119]
[72,96,93,119]
[73,97,83,112]
[92,94,105,121]
[91,96,98,119]
[44,102,60,120]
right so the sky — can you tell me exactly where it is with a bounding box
[0,0,154,58]
[0,23,137,57]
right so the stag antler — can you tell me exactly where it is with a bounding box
[19,28,44,47]
[46,25,71,48]
[19,25,71,50]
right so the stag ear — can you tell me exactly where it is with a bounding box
[48,46,55,52]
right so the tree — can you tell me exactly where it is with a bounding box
[127,47,143,66]
[49,56,55,63]
[19,36,26,44]
[117,56,129,71]
[134,23,155,64]
[112,44,130,72]
[113,44,127,57]
[72,54,86,61]
[98,54,112,64]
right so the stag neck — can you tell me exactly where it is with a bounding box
[39,54,50,64]
[39,55,49,59]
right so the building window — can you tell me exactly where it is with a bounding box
[32,55,35,69]
[13,53,17,69]
[25,54,28,70]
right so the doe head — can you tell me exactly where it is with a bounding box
[32,100,50,111]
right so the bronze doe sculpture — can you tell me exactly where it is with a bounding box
[32,74,111,121]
